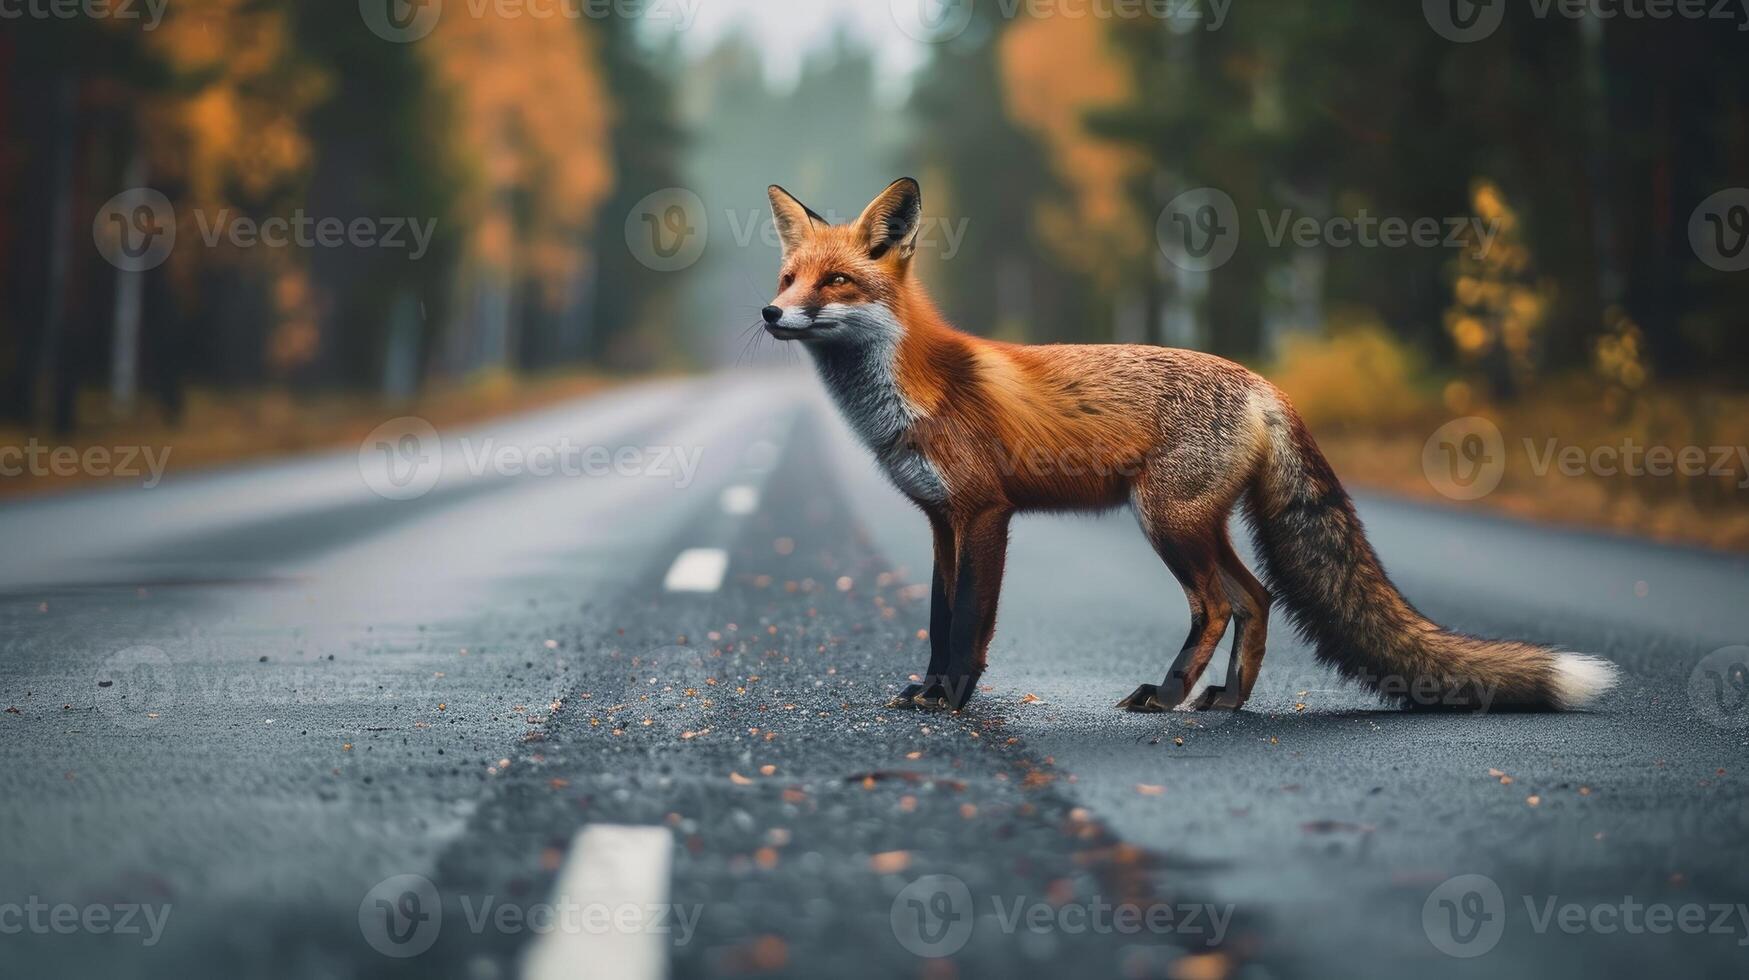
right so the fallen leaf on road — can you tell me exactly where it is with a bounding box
[869,850,910,873]
[1168,951,1232,980]
[729,771,753,786]
[1136,784,1165,796]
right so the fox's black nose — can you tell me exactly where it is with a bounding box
[761,305,783,324]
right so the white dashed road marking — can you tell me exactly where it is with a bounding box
[521,824,675,980]
[719,485,759,515]
[663,547,728,593]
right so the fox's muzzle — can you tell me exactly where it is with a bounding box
[762,306,840,340]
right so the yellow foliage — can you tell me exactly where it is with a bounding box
[1269,315,1432,429]
[1594,306,1650,392]
[1443,179,1554,387]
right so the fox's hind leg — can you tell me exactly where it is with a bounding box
[1118,510,1233,712]
[1189,533,1272,711]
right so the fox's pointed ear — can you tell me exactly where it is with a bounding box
[768,185,824,257]
[854,177,922,262]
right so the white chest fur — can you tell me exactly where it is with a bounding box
[807,304,949,505]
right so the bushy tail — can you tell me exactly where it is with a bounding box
[1242,395,1617,711]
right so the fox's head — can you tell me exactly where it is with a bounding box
[761,178,924,346]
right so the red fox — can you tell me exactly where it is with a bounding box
[761,178,1619,713]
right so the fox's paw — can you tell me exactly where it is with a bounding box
[1117,683,1170,712]
[888,674,979,710]
[887,682,934,709]
[1189,685,1246,712]
[1117,678,1191,713]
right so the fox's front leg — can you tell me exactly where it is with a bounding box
[912,508,1010,710]
[889,515,955,708]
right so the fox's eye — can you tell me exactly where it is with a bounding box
[825,274,850,287]
[780,273,795,289]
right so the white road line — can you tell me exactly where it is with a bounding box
[719,484,760,516]
[663,547,728,593]
[741,439,781,472]
[521,824,674,980]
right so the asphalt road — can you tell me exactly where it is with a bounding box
[3,370,1747,979]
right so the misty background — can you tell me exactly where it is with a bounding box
[2,0,1747,543]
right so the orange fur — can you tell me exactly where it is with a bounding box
[762,179,1618,713]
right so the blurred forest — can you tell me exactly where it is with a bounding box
[1,3,687,435]
[3,3,1748,542]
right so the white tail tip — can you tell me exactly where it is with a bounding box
[1551,652,1619,710]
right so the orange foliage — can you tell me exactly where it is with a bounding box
[137,0,326,205]
[999,16,1146,283]
[422,11,614,306]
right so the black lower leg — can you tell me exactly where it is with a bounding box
[892,561,953,707]
[1191,614,1248,710]
[917,541,985,710]
[1118,614,1208,712]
